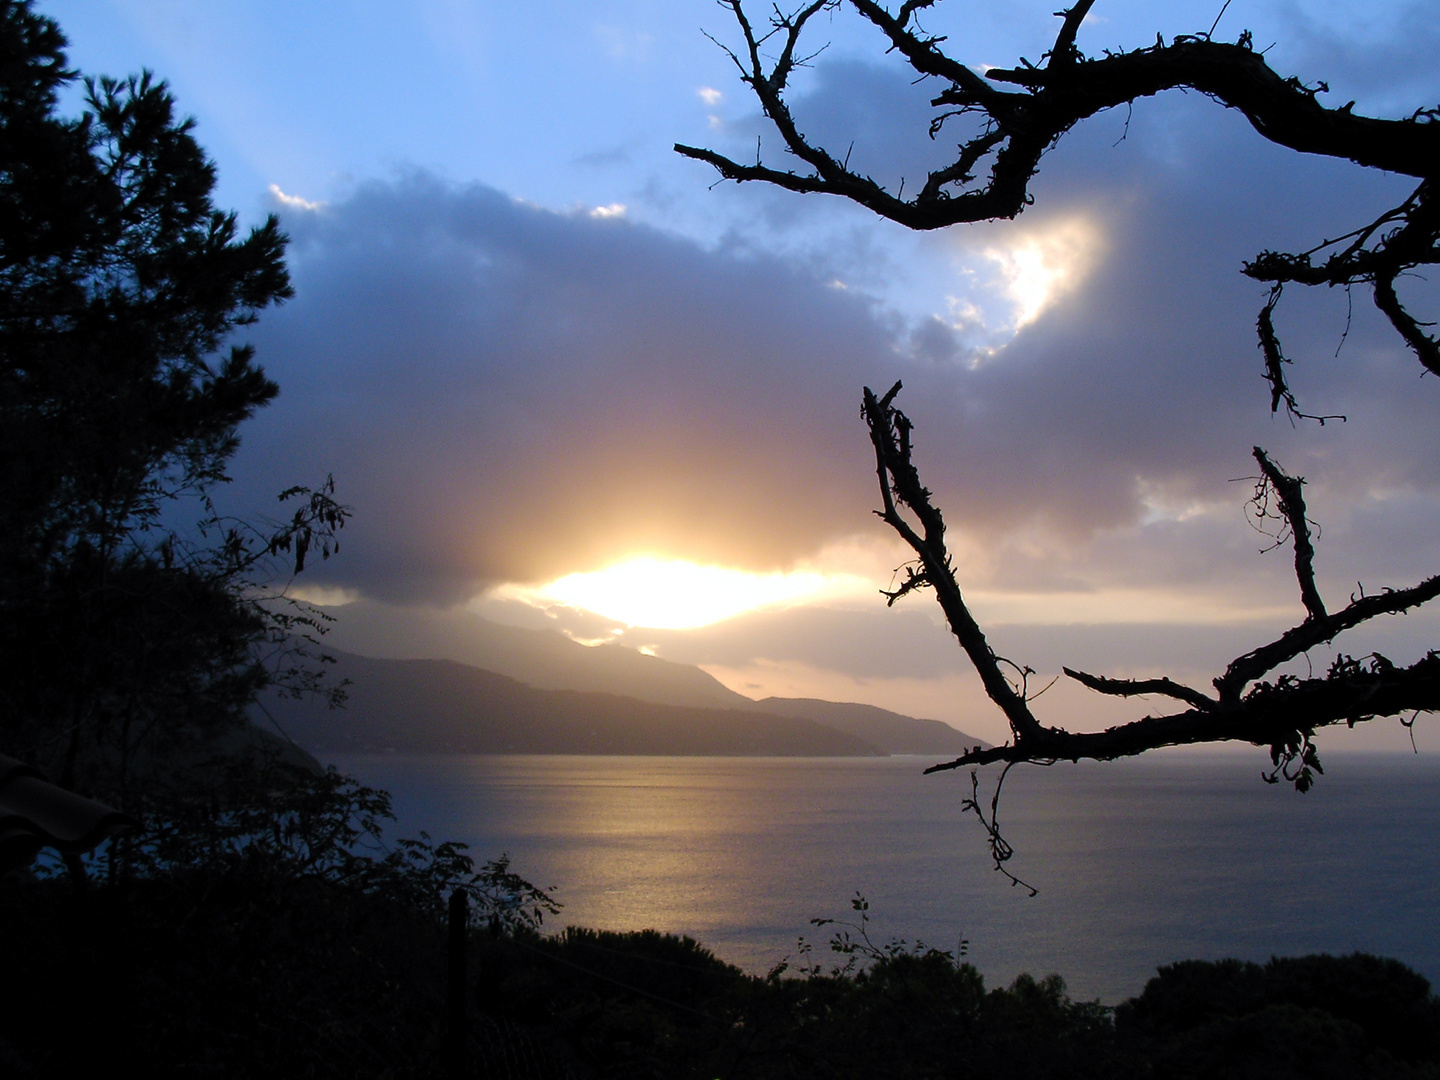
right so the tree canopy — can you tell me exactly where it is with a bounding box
[680,1,1439,802]
[0,0,344,799]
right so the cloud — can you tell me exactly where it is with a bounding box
[267,183,323,211]
[573,147,632,169]
[232,55,1440,634]
[235,173,887,603]
[877,89,1440,588]
[670,51,1440,724]
[1275,0,1440,115]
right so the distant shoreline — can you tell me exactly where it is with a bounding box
[263,648,984,759]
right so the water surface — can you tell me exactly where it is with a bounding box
[330,751,1440,1003]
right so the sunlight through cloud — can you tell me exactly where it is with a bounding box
[941,215,1104,356]
[288,584,359,606]
[984,216,1102,329]
[499,557,863,630]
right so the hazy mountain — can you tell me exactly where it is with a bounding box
[262,651,881,757]
[316,600,754,710]
[313,604,986,753]
[754,698,981,755]
[262,648,987,757]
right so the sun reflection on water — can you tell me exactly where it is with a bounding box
[333,752,1440,1002]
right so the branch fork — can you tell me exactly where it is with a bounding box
[862,383,1440,782]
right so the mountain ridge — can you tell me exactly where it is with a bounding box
[754,697,983,756]
[314,600,754,710]
[262,646,985,757]
[261,651,882,757]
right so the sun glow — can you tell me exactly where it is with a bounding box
[944,216,1104,349]
[502,556,854,630]
[984,216,1101,328]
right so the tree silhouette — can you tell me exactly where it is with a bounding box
[679,1,1439,790]
[0,0,346,801]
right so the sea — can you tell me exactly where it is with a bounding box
[328,750,1440,1004]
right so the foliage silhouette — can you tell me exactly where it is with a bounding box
[9,872,1436,1079]
[0,0,346,813]
[3,759,559,1079]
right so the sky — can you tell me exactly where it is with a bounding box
[45,0,1440,748]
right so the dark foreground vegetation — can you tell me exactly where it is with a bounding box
[5,799,1438,1080]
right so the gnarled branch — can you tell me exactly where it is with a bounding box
[1251,447,1326,624]
[863,386,1440,779]
[689,3,1440,875]
[679,6,1438,222]
[927,651,1440,774]
[1213,573,1440,702]
[1374,269,1440,378]
[679,2,1440,388]
[863,381,1047,746]
[1061,668,1217,713]
[1245,179,1440,382]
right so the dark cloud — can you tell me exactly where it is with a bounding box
[234,174,886,603]
[848,83,1440,579]
[229,54,1440,615]
[1277,0,1440,115]
[572,146,633,169]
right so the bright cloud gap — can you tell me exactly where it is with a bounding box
[268,183,322,212]
[943,215,1104,356]
[494,556,865,631]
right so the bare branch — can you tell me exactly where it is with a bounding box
[959,765,1038,895]
[683,2,1440,392]
[1251,447,1326,623]
[863,383,1047,747]
[1246,181,1440,379]
[1374,270,1440,378]
[689,3,1440,801]
[1257,287,1294,417]
[1047,0,1097,70]
[880,562,931,606]
[849,0,1002,105]
[894,0,937,29]
[981,40,1438,176]
[1255,288,1346,424]
[1063,668,1217,712]
[683,12,1439,228]
[1215,573,1440,700]
[856,385,1440,774]
[927,650,1440,776]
